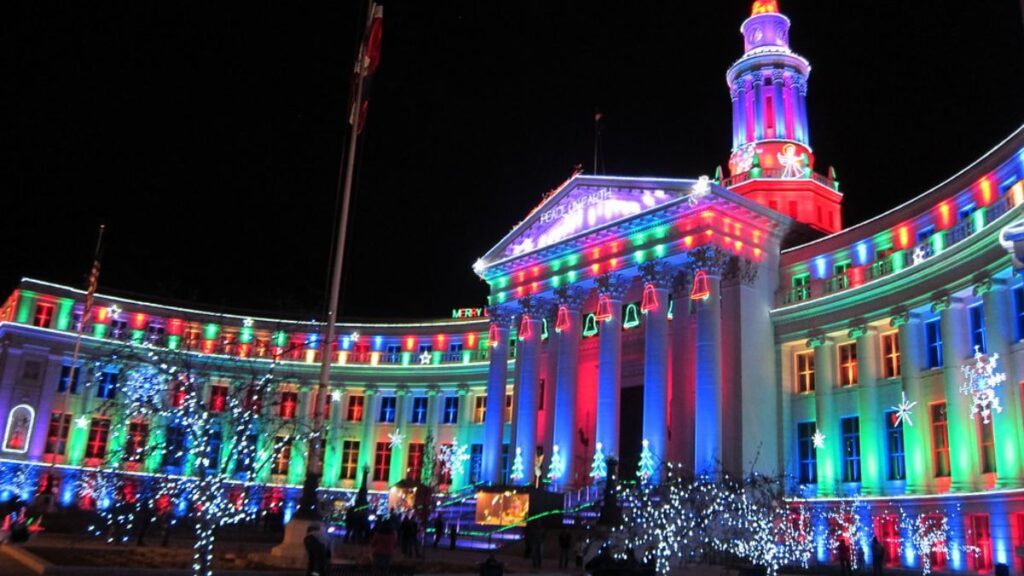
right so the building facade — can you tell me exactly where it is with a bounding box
[2,0,1024,571]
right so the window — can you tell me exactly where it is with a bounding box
[209,385,228,413]
[386,344,402,354]
[924,319,943,369]
[347,395,365,422]
[1014,285,1024,341]
[885,411,906,481]
[833,261,851,289]
[96,371,118,400]
[538,379,546,410]
[505,393,513,423]
[930,403,950,478]
[111,319,128,340]
[418,344,433,355]
[792,274,810,300]
[881,332,901,379]
[978,419,996,474]
[85,417,111,459]
[410,397,428,424]
[442,396,459,425]
[44,412,72,456]
[795,351,815,393]
[163,424,186,467]
[473,396,486,424]
[469,444,483,484]
[922,514,948,569]
[206,429,222,471]
[379,396,397,423]
[501,443,510,484]
[449,342,463,354]
[959,203,976,221]
[840,416,861,483]
[439,444,453,484]
[271,436,291,475]
[797,422,817,484]
[340,440,360,480]
[969,515,993,572]
[125,421,149,461]
[968,303,986,354]
[58,365,81,394]
[874,515,902,567]
[146,323,165,344]
[279,391,298,419]
[373,441,391,481]
[916,226,935,243]
[33,303,54,328]
[234,433,259,476]
[407,442,425,481]
[838,342,858,387]
[171,381,187,408]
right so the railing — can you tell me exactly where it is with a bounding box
[947,218,975,245]
[720,169,837,189]
[822,274,850,295]
[782,286,811,305]
[866,258,894,281]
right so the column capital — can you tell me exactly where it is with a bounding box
[688,245,731,276]
[930,293,963,313]
[555,286,588,310]
[363,386,378,397]
[806,334,826,349]
[750,72,765,87]
[972,276,993,297]
[889,310,911,328]
[847,324,877,339]
[486,305,514,327]
[596,273,629,300]
[723,257,759,286]
[730,86,741,101]
[518,296,553,318]
[456,384,470,397]
[771,68,785,84]
[395,387,410,397]
[639,260,677,289]
[424,385,440,397]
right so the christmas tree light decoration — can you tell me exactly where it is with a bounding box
[691,271,711,300]
[899,510,980,575]
[641,283,659,312]
[590,442,607,480]
[637,439,655,482]
[388,428,405,449]
[547,444,565,483]
[518,314,533,340]
[892,391,917,427]
[510,446,525,482]
[960,346,1007,424]
[418,351,432,365]
[555,305,571,333]
[812,430,826,449]
[689,175,711,206]
[596,294,613,321]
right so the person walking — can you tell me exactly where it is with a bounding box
[433,515,444,549]
[558,528,572,569]
[838,538,853,576]
[871,536,886,576]
[449,522,458,550]
[303,524,331,576]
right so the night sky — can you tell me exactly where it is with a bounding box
[5,1,1024,320]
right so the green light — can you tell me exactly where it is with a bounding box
[568,270,578,283]
[131,329,145,344]
[541,319,549,340]
[891,251,905,273]
[582,314,599,338]
[499,276,509,289]
[667,299,674,320]
[93,324,108,338]
[623,304,641,329]
[497,292,507,304]
[654,225,669,239]
[203,323,219,341]
[167,335,181,350]
[552,275,562,288]
[631,232,648,246]
[633,250,646,264]
[15,291,35,324]
[240,325,254,343]
[930,231,945,254]
[972,208,986,233]
[273,331,288,347]
[567,253,580,266]
[551,259,562,272]
[654,244,666,257]
[401,352,411,366]
[462,350,472,364]
[56,298,74,331]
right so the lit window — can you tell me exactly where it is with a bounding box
[410,396,428,424]
[837,342,858,387]
[96,371,118,400]
[924,319,943,369]
[796,422,817,484]
[881,332,901,379]
[373,441,391,481]
[978,419,996,474]
[58,365,82,394]
[44,412,72,456]
[33,303,54,328]
[968,303,986,354]
[279,390,298,419]
[1014,285,1024,341]
[378,396,397,423]
[209,385,229,413]
[340,440,360,480]
[885,410,906,481]
[85,417,111,460]
[469,444,483,484]
[473,396,486,424]
[505,393,513,423]
[347,395,364,422]
[406,443,425,481]
[442,396,459,425]
[125,421,149,461]
[969,515,993,572]
[271,436,291,475]
[930,403,950,478]
[205,429,222,471]
[163,424,186,467]
[795,351,815,393]
[841,416,861,483]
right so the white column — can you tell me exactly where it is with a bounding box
[936,297,979,490]
[482,307,512,484]
[979,279,1024,487]
[512,297,548,486]
[595,275,628,462]
[552,287,585,486]
[640,262,674,484]
[811,336,838,496]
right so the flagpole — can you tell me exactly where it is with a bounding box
[49,224,105,474]
[297,0,375,520]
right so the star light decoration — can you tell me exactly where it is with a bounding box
[108,304,122,319]
[330,389,343,402]
[388,428,405,449]
[891,391,917,427]
[689,175,711,206]
[812,430,826,449]
[75,415,91,429]
[418,351,432,365]
[912,245,928,265]
[242,318,254,328]
[350,331,360,343]
[960,346,1007,424]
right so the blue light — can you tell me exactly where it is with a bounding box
[855,242,869,265]
[283,500,295,524]
[341,336,351,350]
[0,489,11,502]
[814,256,828,279]
[374,335,383,350]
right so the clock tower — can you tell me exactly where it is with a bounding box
[723,0,843,234]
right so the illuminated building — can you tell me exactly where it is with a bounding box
[2,1,1024,570]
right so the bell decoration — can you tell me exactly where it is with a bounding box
[582,313,600,338]
[623,304,641,329]
[488,322,500,349]
[595,294,613,322]
[690,270,711,301]
[518,314,533,340]
[555,305,571,333]
[640,282,659,313]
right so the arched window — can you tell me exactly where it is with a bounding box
[3,404,35,453]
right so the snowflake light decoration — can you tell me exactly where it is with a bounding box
[388,428,405,449]
[330,389,343,402]
[960,346,1007,424]
[242,318,254,328]
[438,438,470,479]
[418,351,432,365]
[589,442,607,480]
[350,331,360,343]
[689,175,711,206]
[812,430,826,449]
[76,415,90,429]
[892,391,917,427]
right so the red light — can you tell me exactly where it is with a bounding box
[518,314,533,340]
[683,236,694,248]
[436,333,446,345]
[609,258,619,270]
[937,202,952,229]
[751,0,779,16]
[405,337,416,351]
[131,313,147,330]
[641,283,659,312]
[591,263,601,276]
[531,281,539,293]
[202,340,216,355]
[753,247,763,260]
[517,271,525,282]
[532,266,540,278]
[896,225,911,249]
[690,271,711,301]
[734,240,744,252]
[850,267,864,288]
[611,241,620,253]
[487,324,499,348]
[516,286,525,297]
[752,230,762,244]
[592,247,601,260]
[467,332,477,348]
[596,295,613,321]
[96,308,109,322]
[238,343,251,358]
[555,306,571,333]
[978,177,994,206]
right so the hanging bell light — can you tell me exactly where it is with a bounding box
[555,305,571,333]
[595,294,613,321]
[640,283,659,313]
[488,323,500,349]
[582,313,600,338]
[518,314,533,340]
[623,304,641,329]
[690,270,711,301]
[541,318,550,341]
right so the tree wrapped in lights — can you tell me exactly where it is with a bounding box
[899,509,979,576]
[80,340,315,576]
[818,498,868,571]
[0,461,36,502]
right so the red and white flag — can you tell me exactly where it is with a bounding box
[349,2,383,133]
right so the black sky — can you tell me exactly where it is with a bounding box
[4,1,1024,320]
